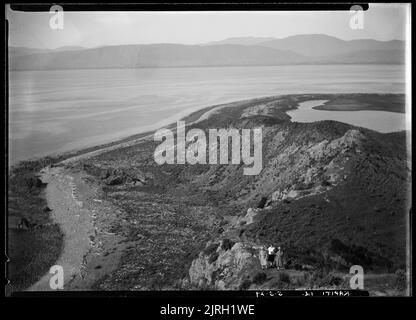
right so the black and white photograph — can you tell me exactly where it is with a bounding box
[5,3,412,300]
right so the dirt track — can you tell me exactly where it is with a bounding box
[28,166,126,291]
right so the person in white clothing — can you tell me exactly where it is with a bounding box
[267,245,276,268]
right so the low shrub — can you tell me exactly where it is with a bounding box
[294,263,303,270]
[252,272,268,285]
[203,242,219,256]
[394,269,407,291]
[208,252,219,264]
[257,197,268,209]
[327,275,343,286]
[321,179,331,187]
[293,274,306,287]
[268,278,291,290]
[278,272,291,284]
[220,238,235,251]
[239,279,252,290]
[312,271,344,288]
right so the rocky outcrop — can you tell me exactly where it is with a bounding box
[103,168,148,186]
[240,100,283,118]
[234,208,260,227]
[307,129,366,160]
[268,185,328,205]
[105,174,125,186]
[258,129,367,207]
[188,240,257,290]
[82,163,149,186]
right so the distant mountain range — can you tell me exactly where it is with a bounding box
[9,46,86,57]
[202,36,277,46]
[206,34,405,57]
[9,34,405,70]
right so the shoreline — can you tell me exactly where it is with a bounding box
[9,92,407,170]
[10,63,406,73]
[9,94,287,169]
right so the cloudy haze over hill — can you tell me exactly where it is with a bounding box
[7,4,407,48]
[7,3,408,70]
[9,34,406,70]
[216,34,405,56]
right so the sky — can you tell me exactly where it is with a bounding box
[6,3,410,49]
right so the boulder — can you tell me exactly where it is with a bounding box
[99,169,110,180]
[271,189,290,202]
[234,208,259,226]
[189,241,256,290]
[257,197,268,209]
[105,175,125,185]
[244,208,259,225]
[283,190,299,200]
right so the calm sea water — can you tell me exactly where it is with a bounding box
[287,100,408,133]
[9,65,406,164]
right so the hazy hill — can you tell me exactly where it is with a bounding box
[205,34,405,58]
[9,47,51,57]
[256,34,404,57]
[9,44,305,70]
[54,46,87,52]
[9,45,87,57]
[9,34,405,70]
[204,36,276,46]
[205,34,405,64]
[321,49,405,64]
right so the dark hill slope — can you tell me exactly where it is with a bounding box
[242,122,408,272]
[190,114,409,272]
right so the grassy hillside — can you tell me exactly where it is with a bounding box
[7,158,64,292]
